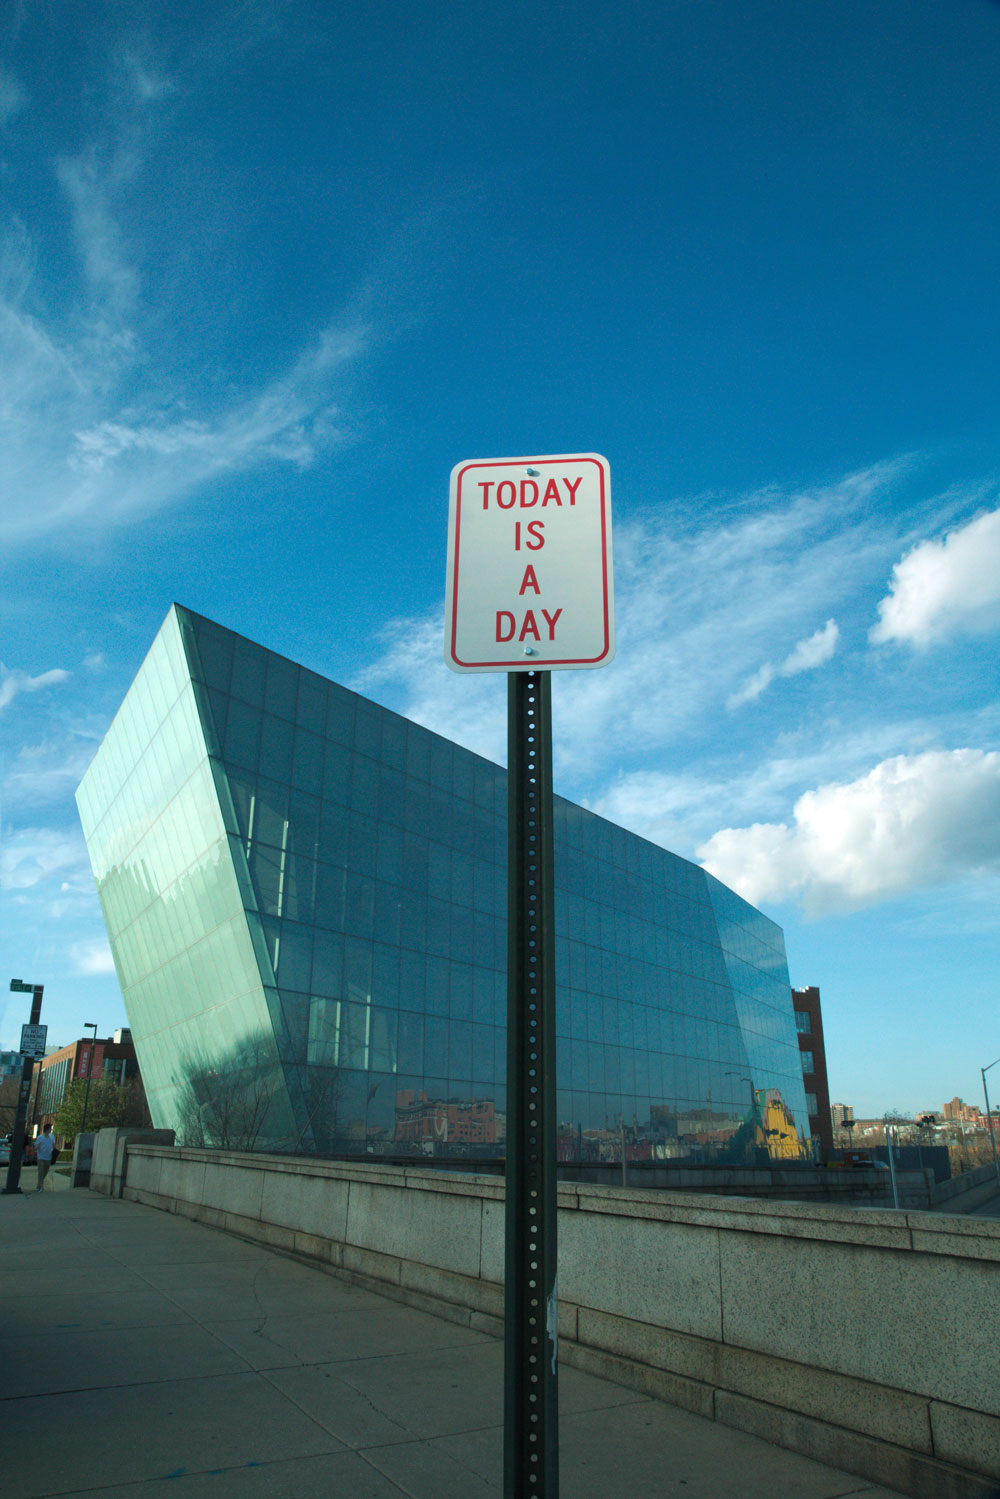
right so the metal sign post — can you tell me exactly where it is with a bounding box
[504,670,558,1498]
[445,453,614,1499]
[4,981,44,1195]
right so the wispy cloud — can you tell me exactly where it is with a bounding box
[0,63,27,124]
[0,269,367,543]
[3,738,97,809]
[121,46,174,104]
[357,462,908,777]
[69,938,116,976]
[56,148,141,320]
[0,665,72,712]
[697,749,1000,916]
[0,826,92,891]
[0,44,370,547]
[871,503,1000,647]
[728,618,839,708]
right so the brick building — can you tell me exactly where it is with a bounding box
[33,1028,144,1129]
[792,986,834,1161]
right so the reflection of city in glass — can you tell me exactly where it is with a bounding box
[76,606,810,1165]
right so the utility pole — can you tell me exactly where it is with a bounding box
[3,981,45,1195]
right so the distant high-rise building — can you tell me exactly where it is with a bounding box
[830,1102,854,1129]
[943,1097,982,1123]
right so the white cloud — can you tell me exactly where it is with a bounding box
[585,711,970,854]
[871,505,1000,647]
[0,665,72,712]
[782,618,840,674]
[69,938,116,976]
[728,619,839,708]
[697,749,1000,916]
[0,827,92,891]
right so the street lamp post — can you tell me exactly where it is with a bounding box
[982,1057,1000,1188]
[80,1023,99,1136]
[883,1116,901,1210]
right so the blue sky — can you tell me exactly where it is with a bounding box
[2,0,999,1119]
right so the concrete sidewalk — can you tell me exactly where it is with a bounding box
[1,1182,907,1499]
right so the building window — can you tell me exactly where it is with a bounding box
[805,1092,818,1114]
[795,1011,811,1034]
[801,1051,814,1074]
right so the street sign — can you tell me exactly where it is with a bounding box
[20,1024,47,1058]
[10,980,34,993]
[445,452,614,672]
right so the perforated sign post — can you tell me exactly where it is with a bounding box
[446,455,614,1499]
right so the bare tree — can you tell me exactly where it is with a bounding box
[172,1033,340,1155]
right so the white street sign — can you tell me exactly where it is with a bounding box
[445,453,614,672]
[20,1023,47,1059]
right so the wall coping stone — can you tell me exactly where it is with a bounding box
[127,1144,1000,1260]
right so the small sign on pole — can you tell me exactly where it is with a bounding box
[445,453,614,673]
[20,1023,47,1059]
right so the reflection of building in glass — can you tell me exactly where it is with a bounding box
[393,1090,502,1151]
[76,606,811,1164]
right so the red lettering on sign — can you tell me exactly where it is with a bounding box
[478,481,494,509]
[515,520,545,550]
[497,481,517,508]
[541,479,561,506]
[496,611,516,641]
[518,611,541,642]
[563,476,582,504]
[542,608,563,639]
[520,480,538,507]
[518,565,540,595]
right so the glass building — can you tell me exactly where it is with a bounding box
[76,606,810,1165]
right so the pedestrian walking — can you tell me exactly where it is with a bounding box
[35,1124,56,1190]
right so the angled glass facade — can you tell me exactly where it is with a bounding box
[76,605,810,1163]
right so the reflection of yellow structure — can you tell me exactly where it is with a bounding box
[757,1091,809,1161]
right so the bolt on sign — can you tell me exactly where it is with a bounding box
[445,453,614,672]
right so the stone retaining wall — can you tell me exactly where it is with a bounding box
[930,1160,1000,1215]
[118,1144,1000,1499]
